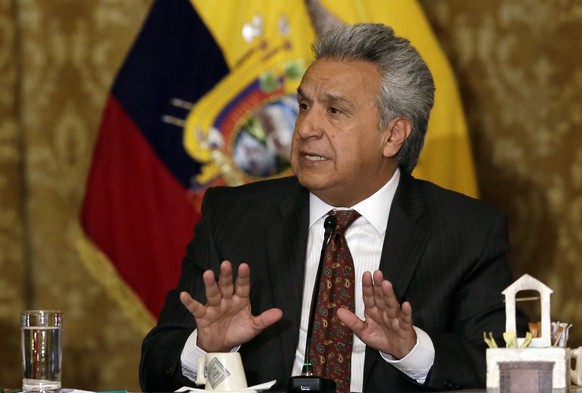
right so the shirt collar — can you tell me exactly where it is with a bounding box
[309,169,400,234]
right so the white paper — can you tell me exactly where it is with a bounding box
[175,379,276,393]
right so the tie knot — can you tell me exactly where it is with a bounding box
[330,209,360,234]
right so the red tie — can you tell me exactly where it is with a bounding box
[308,209,360,393]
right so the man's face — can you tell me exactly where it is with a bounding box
[290,58,401,206]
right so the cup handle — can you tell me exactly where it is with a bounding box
[195,354,207,386]
[571,346,582,385]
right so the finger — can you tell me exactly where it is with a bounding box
[380,280,401,319]
[203,269,222,307]
[337,307,365,336]
[372,270,388,311]
[234,263,251,299]
[399,301,414,330]
[361,271,376,309]
[372,269,385,284]
[218,260,234,299]
[394,301,416,352]
[180,291,206,319]
[254,308,283,330]
[381,280,400,308]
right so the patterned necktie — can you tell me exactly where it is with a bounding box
[308,209,360,393]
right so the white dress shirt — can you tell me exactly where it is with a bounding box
[180,170,434,390]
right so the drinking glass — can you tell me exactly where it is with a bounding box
[21,310,63,393]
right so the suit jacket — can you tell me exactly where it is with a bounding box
[140,173,528,392]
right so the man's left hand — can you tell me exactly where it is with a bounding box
[337,269,417,359]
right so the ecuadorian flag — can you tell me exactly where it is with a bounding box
[80,0,477,323]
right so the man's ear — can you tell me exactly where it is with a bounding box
[383,117,412,158]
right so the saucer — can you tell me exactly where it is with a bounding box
[176,379,276,393]
[181,390,256,393]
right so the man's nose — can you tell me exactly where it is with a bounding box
[295,109,324,139]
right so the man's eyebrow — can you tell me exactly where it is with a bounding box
[296,88,350,106]
[322,93,350,106]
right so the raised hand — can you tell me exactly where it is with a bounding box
[337,270,417,359]
[180,260,283,352]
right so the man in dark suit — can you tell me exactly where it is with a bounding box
[140,23,528,392]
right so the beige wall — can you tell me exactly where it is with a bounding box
[1,0,581,390]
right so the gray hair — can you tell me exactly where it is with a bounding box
[312,23,435,173]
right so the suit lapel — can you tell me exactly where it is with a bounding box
[364,173,432,385]
[264,181,309,376]
[378,173,431,301]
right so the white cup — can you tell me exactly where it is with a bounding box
[195,352,248,391]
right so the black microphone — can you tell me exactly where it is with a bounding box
[303,215,336,375]
[323,215,337,238]
[288,214,337,393]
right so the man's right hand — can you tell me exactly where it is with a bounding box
[180,260,283,352]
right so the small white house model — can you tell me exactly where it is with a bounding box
[486,274,570,392]
[503,273,552,348]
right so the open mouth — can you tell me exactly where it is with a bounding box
[304,154,327,161]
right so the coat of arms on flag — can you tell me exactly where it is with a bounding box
[175,10,309,211]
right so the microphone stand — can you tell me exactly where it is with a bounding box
[288,215,337,393]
